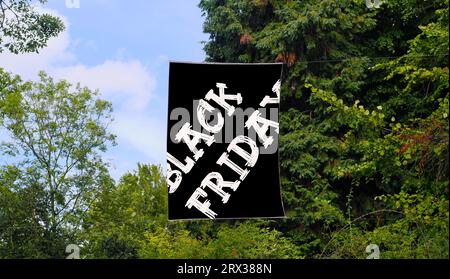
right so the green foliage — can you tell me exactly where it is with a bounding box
[83,164,300,259]
[82,164,167,259]
[0,69,115,258]
[206,222,302,259]
[200,0,449,258]
[323,193,449,258]
[0,0,64,53]
[139,227,207,259]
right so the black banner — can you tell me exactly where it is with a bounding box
[166,62,285,220]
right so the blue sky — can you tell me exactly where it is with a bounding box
[0,0,208,179]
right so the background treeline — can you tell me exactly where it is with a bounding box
[0,0,448,259]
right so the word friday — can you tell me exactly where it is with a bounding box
[167,80,280,219]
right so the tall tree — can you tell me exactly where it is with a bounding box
[0,70,116,258]
[199,0,448,258]
[83,163,300,259]
[83,164,168,259]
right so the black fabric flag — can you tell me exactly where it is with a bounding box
[166,62,285,220]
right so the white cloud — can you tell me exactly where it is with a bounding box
[53,60,156,110]
[0,7,161,178]
[0,7,156,110]
[112,112,166,160]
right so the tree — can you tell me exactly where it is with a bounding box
[199,0,448,258]
[83,163,300,259]
[0,0,64,54]
[317,4,449,258]
[83,164,168,259]
[0,69,116,258]
[206,221,301,259]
